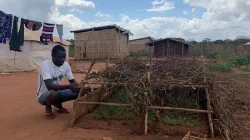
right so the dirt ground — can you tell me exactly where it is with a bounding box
[0,69,186,140]
[208,69,250,139]
[2,60,249,140]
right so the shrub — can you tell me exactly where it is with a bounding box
[206,52,219,59]
[206,63,232,71]
[233,55,250,66]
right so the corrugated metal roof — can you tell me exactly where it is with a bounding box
[129,36,155,42]
[70,24,133,35]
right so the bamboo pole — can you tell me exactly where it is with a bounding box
[201,55,215,138]
[76,102,213,113]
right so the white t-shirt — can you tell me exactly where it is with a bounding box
[36,59,74,100]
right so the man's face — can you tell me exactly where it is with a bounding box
[52,50,66,67]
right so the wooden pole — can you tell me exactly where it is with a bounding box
[148,106,213,113]
[144,110,148,135]
[76,102,131,107]
[201,55,215,138]
[182,43,184,56]
[218,84,232,95]
[70,59,96,127]
[76,102,213,113]
[78,59,96,98]
[79,81,206,88]
[144,67,150,135]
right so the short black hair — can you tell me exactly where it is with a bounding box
[52,45,66,56]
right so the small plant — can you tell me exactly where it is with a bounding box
[233,55,250,66]
[130,50,152,57]
[92,106,117,120]
[147,110,156,124]
[163,114,184,125]
[186,119,200,127]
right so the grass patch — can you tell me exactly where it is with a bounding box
[92,91,200,128]
[205,53,250,70]
[147,110,156,124]
[230,55,250,66]
[92,91,136,121]
[162,111,200,128]
[206,63,232,71]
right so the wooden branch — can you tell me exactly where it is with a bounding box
[76,102,213,113]
[214,81,229,83]
[78,59,96,98]
[148,106,213,113]
[76,102,131,107]
[201,55,215,138]
[144,111,148,135]
[218,84,232,95]
[81,81,206,88]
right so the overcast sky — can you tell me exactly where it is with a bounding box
[1,0,250,41]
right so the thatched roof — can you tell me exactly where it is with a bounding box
[147,37,193,46]
[70,24,133,35]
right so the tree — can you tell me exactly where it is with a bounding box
[234,36,250,43]
[187,39,198,44]
[213,39,224,44]
[223,38,233,43]
[202,38,211,43]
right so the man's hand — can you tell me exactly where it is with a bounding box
[69,83,81,93]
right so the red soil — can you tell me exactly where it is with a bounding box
[0,72,184,140]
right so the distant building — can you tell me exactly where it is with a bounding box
[245,42,250,45]
[129,36,154,54]
[147,38,193,57]
[70,24,133,59]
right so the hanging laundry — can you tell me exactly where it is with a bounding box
[23,19,42,31]
[9,17,25,52]
[56,24,63,42]
[18,18,24,47]
[40,23,55,45]
[0,10,13,44]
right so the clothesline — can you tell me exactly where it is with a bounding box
[2,10,61,27]
[0,10,64,51]
[0,10,64,65]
